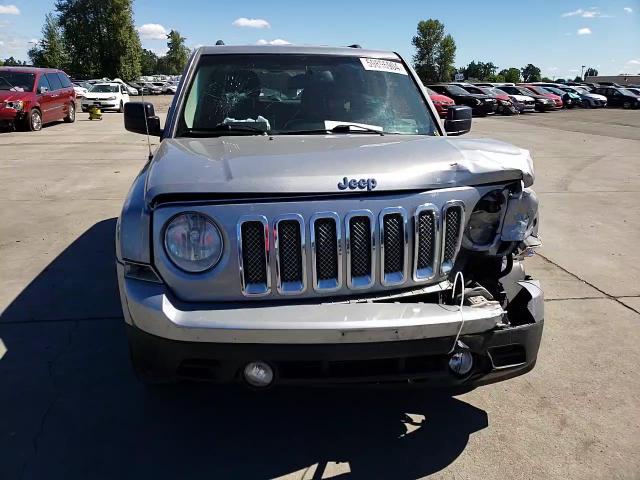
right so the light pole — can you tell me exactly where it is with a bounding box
[581,65,586,80]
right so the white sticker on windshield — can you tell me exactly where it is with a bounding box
[360,58,408,75]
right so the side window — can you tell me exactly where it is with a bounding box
[57,73,73,88]
[37,75,51,93]
[46,73,63,91]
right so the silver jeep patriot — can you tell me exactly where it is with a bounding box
[119,45,543,388]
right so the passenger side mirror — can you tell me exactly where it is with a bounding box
[38,86,48,94]
[444,105,472,136]
[124,102,162,137]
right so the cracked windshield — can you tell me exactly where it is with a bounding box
[179,54,438,136]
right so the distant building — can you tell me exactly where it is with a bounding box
[585,74,640,85]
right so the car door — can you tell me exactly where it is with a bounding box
[56,72,76,116]
[45,73,65,120]
[35,74,56,123]
[120,85,130,104]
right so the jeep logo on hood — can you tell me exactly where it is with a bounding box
[337,177,377,191]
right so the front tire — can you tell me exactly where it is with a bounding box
[64,102,76,123]
[623,101,631,109]
[26,109,42,131]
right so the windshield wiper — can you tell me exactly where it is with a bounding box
[186,124,269,137]
[278,124,385,136]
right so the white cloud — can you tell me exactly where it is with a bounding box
[623,7,633,13]
[577,27,592,35]
[561,7,613,18]
[137,23,169,40]
[256,38,291,45]
[232,17,270,28]
[0,4,20,15]
[547,67,558,72]
[627,59,640,65]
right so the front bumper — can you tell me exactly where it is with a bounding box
[81,100,119,110]
[0,107,21,122]
[118,263,544,386]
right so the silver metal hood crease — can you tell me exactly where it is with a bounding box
[144,136,534,200]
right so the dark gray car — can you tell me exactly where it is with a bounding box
[119,45,543,388]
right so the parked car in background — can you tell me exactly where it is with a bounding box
[499,85,555,112]
[127,82,154,96]
[541,86,580,108]
[474,83,535,113]
[519,84,563,109]
[454,83,520,115]
[80,82,130,112]
[626,87,640,96]
[537,84,607,108]
[0,66,76,131]
[112,78,138,96]
[427,84,497,116]
[141,82,163,95]
[425,86,455,118]
[72,82,89,98]
[592,86,640,109]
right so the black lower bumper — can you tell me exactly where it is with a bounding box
[127,319,543,388]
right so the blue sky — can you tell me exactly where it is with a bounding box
[1,0,639,78]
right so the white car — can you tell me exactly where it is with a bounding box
[112,78,139,96]
[81,83,130,112]
[73,84,88,98]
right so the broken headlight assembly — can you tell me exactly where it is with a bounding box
[463,189,507,249]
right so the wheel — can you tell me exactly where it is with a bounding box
[117,101,124,113]
[25,109,42,131]
[64,102,76,123]
[623,101,631,109]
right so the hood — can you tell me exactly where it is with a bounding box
[510,94,534,102]
[85,92,119,99]
[429,94,454,103]
[0,90,32,101]
[145,135,534,202]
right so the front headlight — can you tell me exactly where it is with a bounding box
[5,100,24,111]
[465,190,506,247]
[105,96,117,101]
[164,212,223,272]
[474,98,482,105]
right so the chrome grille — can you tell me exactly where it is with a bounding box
[238,216,270,296]
[441,202,465,274]
[275,215,306,294]
[414,204,438,281]
[346,211,375,289]
[380,207,408,286]
[237,202,465,297]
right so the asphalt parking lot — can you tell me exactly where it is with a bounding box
[1,102,639,479]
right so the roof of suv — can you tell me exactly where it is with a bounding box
[197,44,400,60]
[0,66,63,74]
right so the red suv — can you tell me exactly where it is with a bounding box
[0,67,76,131]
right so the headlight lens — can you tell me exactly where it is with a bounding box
[106,96,117,101]
[5,100,24,111]
[465,190,506,246]
[164,213,223,272]
[474,98,482,105]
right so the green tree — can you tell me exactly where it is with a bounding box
[488,73,505,83]
[3,57,26,66]
[521,63,541,82]
[411,19,457,83]
[163,30,190,75]
[55,0,141,80]
[584,67,598,78]
[28,13,68,69]
[540,76,554,82]
[499,68,521,83]
[140,49,158,76]
[460,61,497,81]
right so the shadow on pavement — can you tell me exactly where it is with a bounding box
[0,220,488,479]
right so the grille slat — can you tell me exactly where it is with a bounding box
[383,214,404,274]
[349,216,372,278]
[239,218,270,295]
[441,203,464,275]
[278,221,303,282]
[417,212,435,269]
[315,219,338,281]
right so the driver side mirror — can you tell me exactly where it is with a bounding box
[444,105,472,136]
[124,102,162,137]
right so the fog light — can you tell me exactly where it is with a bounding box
[449,350,474,376]
[243,361,274,387]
